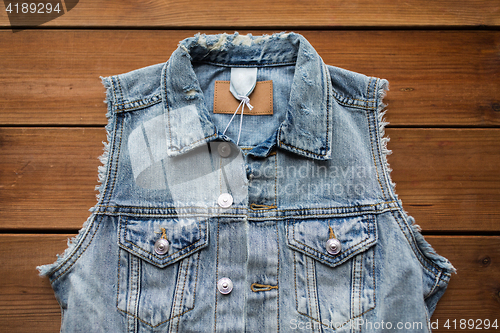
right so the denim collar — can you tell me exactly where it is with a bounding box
[162,32,333,160]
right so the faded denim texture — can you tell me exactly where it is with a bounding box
[38,32,455,332]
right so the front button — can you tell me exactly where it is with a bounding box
[218,142,231,158]
[217,193,233,208]
[154,238,170,255]
[217,277,233,295]
[326,238,341,255]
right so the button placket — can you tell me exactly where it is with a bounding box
[247,152,277,212]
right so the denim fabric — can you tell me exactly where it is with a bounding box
[38,32,455,333]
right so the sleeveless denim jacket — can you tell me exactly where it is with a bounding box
[38,32,455,333]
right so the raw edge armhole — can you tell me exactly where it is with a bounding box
[374,78,456,277]
[36,76,116,278]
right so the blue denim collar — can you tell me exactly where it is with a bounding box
[162,32,333,160]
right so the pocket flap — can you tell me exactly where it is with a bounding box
[118,215,208,268]
[286,214,377,268]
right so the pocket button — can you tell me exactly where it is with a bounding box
[154,238,170,255]
[326,238,341,255]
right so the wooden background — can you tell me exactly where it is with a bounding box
[1,1,499,331]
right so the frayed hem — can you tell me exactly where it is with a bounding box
[38,77,116,278]
[376,79,396,194]
[92,76,115,207]
[93,139,110,204]
[375,78,456,276]
[100,76,113,106]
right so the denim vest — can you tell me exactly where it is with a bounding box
[39,32,454,333]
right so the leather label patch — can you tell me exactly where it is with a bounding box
[213,80,273,115]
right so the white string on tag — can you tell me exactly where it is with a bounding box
[222,95,253,146]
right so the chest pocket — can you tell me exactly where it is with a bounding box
[117,215,208,329]
[286,214,377,330]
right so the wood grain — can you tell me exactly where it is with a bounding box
[0,0,497,330]
[0,234,69,333]
[0,30,498,126]
[0,0,499,28]
[1,128,498,231]
[0,235,497,332]
[0,128,105,230]
[388,128,500,232]
[430,236,500,329]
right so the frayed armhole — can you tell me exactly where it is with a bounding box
[375,79,395,195]
[37,76,116,278]
[374,78,456,276]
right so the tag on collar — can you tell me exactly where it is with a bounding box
[230,67,257,99]
[214,81,273,115]
[214,67,273,116]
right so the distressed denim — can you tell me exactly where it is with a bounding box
[38,32,455,333]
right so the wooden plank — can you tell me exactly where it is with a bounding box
[0,128,105,230]
[430,236,500,330]
[0,234,498,332]
[0,234,69,333]
[0,0,498,28]
[1,128,499,231]
[388,128,500,232]
[0,30,498,126]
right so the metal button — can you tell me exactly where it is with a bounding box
[217,277,233,295]
[154,238,170,255]
[217,193,233,208]
[218,142,231,158]
[326,238,341,255]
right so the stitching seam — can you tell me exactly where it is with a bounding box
[389,210,440,278]
[119,217,206,263]
[51,215,103,281]
[289,216,376,264]
[96,200,396,212]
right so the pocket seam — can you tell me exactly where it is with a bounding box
[118,216,208,268]
[293,247,377,330]
[286,215,377,268]
[116,248,201,328]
